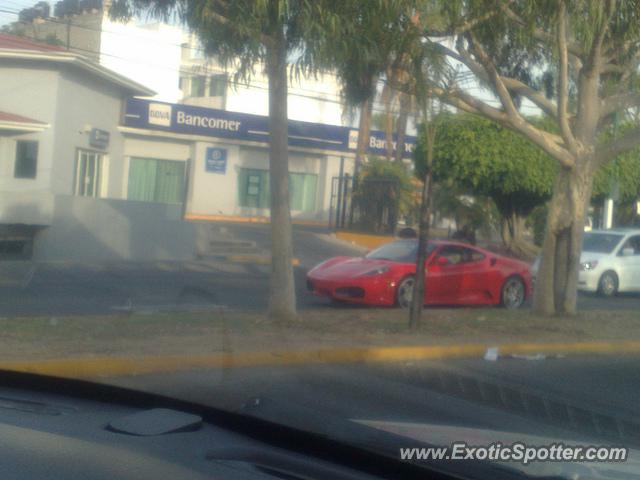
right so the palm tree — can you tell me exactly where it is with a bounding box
[110,0,330,321]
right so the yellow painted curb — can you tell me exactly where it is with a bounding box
[228,255,300,266]
[186,213,325,227]
[3,341,640,379]
[335,231,395,250]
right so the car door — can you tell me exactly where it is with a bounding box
[426,245,490,304]
[618,235,640,290]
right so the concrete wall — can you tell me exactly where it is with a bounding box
[14,11,103,62]
[53,67,126,198]
[0,60,128,200]
[0,62,59,195]
[182,141,338,221]
[186,140,240,217]
[33,195,196,261]
[0,191,55,226]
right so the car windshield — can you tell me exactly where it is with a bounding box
[365,240,436,262]
[3,2,640,479]
[582,233,624,253]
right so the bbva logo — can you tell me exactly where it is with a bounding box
[148,103,172,127]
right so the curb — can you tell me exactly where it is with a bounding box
[227,255,301,266]
[186,213,325,227]
[335,231,395,250]
[3,340,640,379]
[204,254,300,266]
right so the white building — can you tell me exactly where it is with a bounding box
[0,33,415,261]
[9,2,346,124]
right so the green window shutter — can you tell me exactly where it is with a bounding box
[260,171,271,209]
[237,168,249,207]
[302,173,317,212]
[128,158,157,202]
[154,160,185,203]
[289,173,317,212]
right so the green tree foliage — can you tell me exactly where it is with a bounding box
[422,0,640,315]
[352,158,413,233]
[418,113,556,219]
[592,124,640,205]
[415,113,555,256]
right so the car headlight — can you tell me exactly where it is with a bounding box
[358,266,390,277]
[580,260,599,271]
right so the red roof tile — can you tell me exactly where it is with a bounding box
[0,111,46,125]
[0,33,65,52]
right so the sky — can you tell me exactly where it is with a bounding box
[0,0,40,27]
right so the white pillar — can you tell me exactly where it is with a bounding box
[603,198,614,229]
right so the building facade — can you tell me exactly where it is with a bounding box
[120,98,416,223]
[0,33,197,261]
[0,33,415,261]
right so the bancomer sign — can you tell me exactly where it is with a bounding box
[124,99,416,158]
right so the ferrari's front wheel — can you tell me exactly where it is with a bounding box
[396,276,415,309]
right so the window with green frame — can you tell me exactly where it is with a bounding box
[237,168,317,212]
[128,158,186,204]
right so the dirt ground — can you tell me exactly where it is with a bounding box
[0,307,638,361]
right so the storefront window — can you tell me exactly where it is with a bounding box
[290,172,318,211]
[238,169,270,208]
[14,140,38,179]
[74,150,102,197]
[238,168,317,212]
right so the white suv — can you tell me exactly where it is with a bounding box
[578,229,640,296]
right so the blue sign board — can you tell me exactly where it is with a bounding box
[123,98,416,158]
[205,147,227,173]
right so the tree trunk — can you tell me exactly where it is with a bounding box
[381,81,395,162]
[395,93,411,163]
[533,161,595,315]
[409,130,434,329]
[355,95,374,170]
[350,94,374,228]
[501,210,538,259]
[266,37,297,322]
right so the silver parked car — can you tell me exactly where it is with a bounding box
[531,228,640,297]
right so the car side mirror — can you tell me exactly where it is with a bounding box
[436,256,449,266]
[621,247,635,257]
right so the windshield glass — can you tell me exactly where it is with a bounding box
[365,240,436,262]
[582,233,624,253]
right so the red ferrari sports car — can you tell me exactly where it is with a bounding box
[307,239,532,308]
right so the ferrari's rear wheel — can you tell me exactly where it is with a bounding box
[501,276,525,309]
[396,276,415,309]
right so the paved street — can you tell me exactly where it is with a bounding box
[103,355,640,448]
[0,222,639,315]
